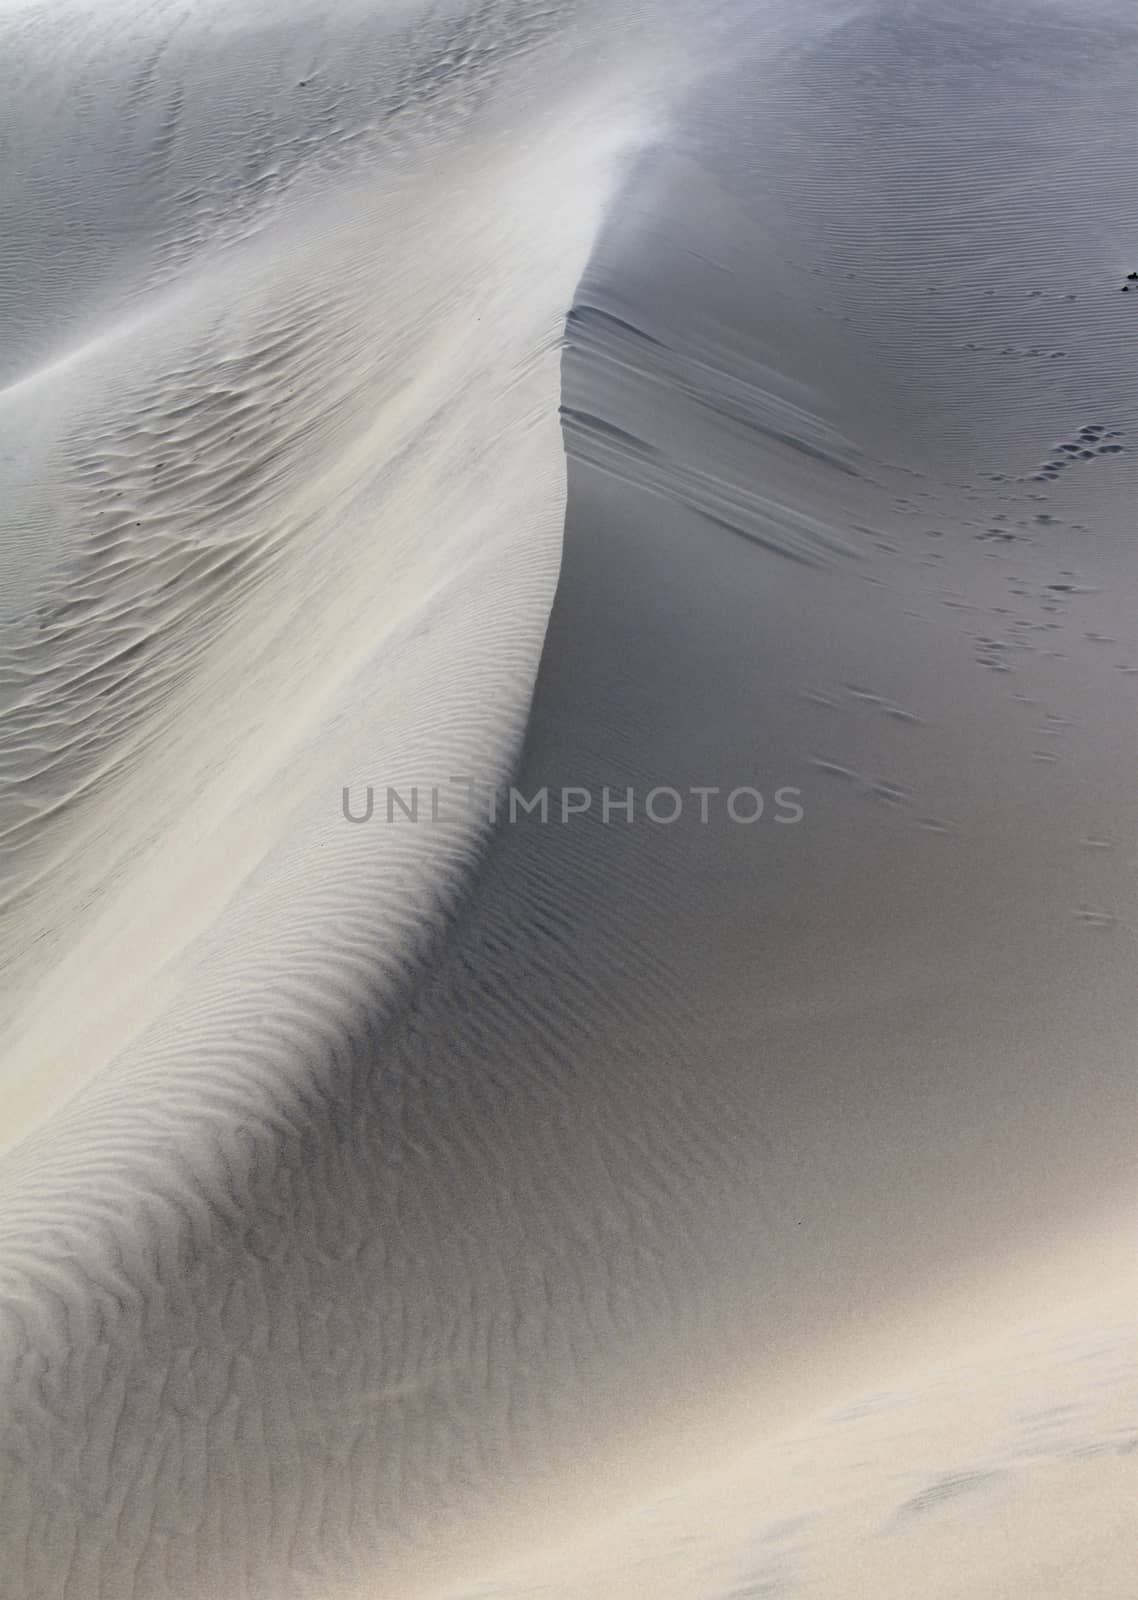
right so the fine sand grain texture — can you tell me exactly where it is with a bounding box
[1,2,1137,1598]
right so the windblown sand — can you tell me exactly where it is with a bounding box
[1,2,1136,1597]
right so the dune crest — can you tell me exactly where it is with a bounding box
[2,2,1136,1598]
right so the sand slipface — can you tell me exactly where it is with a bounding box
[1,1,1137,1597]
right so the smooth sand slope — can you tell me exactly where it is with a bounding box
[1,1,1137,1597]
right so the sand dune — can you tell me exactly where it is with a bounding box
[1,1,1136,1597]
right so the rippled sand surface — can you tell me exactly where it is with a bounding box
[1,2,1136,1596]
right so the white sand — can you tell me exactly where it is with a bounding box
[1,1,1136,1597]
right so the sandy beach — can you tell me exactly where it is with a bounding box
[1,2,1136,1596]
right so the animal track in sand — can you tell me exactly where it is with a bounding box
[1029,422,1125,481]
